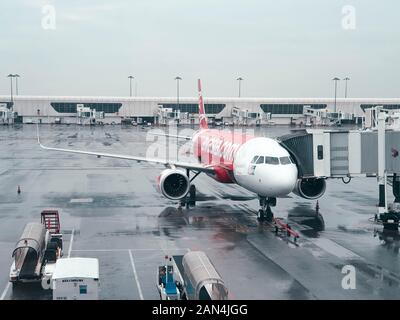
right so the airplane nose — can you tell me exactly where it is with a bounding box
[261,165,298,197]
[277,172,297,195]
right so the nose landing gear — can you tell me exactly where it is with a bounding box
[258,196,276,222]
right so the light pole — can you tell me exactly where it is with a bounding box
[174,76,182,160]
[128,76,134,97]
[15,74,20,95]
[332,77,340,114]
[175,76,182,106]
[7,74,14,109]
[174,76,182,122]
[237,77,243,98]
[343,77,350,98]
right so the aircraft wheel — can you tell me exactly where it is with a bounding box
[267,197,277,207]
[266,207,274,222]
[257,209,265,221]
[189,185,196,207]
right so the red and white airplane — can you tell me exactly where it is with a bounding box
[38,79,326,220]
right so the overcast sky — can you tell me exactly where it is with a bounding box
[0,0,399,98]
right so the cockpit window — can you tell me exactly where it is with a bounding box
[256,156,265,164]
[251,156,259,164]
[280,156,291,165]
[265,157,279,165]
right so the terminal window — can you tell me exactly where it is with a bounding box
[0,102,13,109]
[51,102,122,114]
[161,103,225,114]
[360,104,400,112]
[260,104,327,115]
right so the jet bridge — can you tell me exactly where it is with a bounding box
[279,129,400,179]
[279,118,400,230]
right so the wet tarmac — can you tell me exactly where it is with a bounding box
[0,124,399,300]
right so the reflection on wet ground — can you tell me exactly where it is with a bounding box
[375,229,400,254]
[0,125,399,299]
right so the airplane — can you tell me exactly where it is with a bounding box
[37,79,326,221]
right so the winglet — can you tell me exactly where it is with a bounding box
[197,79,208,130]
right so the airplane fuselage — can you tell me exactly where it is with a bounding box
[192,129,298,197]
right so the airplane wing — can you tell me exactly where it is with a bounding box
[148,132,192,141]
[36,125,214,174]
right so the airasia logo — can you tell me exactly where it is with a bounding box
[200,136,241,162]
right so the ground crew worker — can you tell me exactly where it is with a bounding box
[286,224,291,237]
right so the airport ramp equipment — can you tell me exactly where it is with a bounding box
[41,210,61,234]
[182,251,228,300]
[11,222,46,281]
[52,258,100,300]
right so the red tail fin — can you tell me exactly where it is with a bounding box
[198,79,208,130]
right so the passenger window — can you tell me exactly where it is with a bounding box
[256,156,264,164]
[280,157,291,165]
[251,156,259,164]
[265,157,279,165]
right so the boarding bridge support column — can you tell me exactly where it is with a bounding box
[377,111,400,230]
[378,112,387,215]
[393,173,400,203]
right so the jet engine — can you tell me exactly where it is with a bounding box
[157,169,190,200]
[292,178,326,200]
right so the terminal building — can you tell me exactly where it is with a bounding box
[1,95,400,126]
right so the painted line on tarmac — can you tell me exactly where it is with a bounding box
[0,283,11,300]
[128,250,144,300]
[67,228,75,258]
[311,237,362,260]
[72,248,191,252]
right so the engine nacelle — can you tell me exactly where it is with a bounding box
[293,178,326,200]
[157,169,190,200]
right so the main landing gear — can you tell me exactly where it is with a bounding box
[258,196,276,222]
[186,185,197,208]
[181,169,200,209]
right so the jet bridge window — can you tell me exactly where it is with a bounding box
[265,156,279,165]
[279,156,291,165]
[317,145,323,160]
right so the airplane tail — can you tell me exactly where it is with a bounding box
[197,79,208,130]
